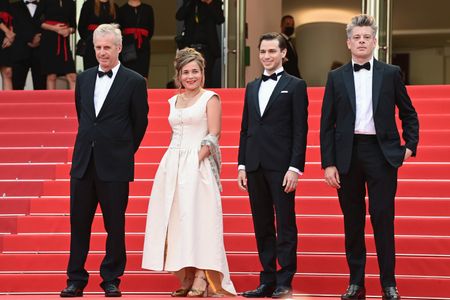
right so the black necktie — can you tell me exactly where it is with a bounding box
[262,71,284,82]
[353,62,371,72]
[98,69,113,78]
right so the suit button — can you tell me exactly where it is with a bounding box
[93,122,97,126]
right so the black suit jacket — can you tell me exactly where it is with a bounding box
[282,34,301,79]
[70,65,149,182]
[320,59,419,174]
[175,0,224,58]
[238,73,308,173]
[10,0,43,62]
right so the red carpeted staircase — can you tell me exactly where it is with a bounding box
[0,87,450,298]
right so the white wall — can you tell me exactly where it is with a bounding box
[394,47,446,85]
[245,0,282,83]
[297,22,350,86]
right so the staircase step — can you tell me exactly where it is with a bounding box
[1,130,449,147]
[1,253,449,278]
[0,162,446,180]
[0,272,449,298]
[1,214,450,235]
[1,178,450,198]
[2,196,450,217]
[2,233,450,255]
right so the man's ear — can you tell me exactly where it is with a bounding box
[281,48,287,58]
[117,45,122,53]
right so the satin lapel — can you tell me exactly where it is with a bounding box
[262,74,290,117]
[372,59,383,114]
[84,69,97,119]
[96,66,126,119]
[251,79,262,118]
[342,63,356,114]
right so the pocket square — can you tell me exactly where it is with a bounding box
[281,90,289,94]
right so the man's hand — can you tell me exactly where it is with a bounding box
[2,37,12,49]
[28,33,41,48]
[237,170,247,191]
[201,0,213,4]
[324,166,341,189]
[404,148,413,161]
[5,30,15,42]
[282,170,298,193]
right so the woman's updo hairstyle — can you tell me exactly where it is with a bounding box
[173,48,206,89]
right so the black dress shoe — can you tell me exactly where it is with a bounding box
[242,284,276,298]
[102,283,122,297]
[271,286,292,299]
[382,287,400,300]
[341,284,366,299]
[60,284,84,297]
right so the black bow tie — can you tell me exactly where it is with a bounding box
[25,0,37,4]
[262,71,283,82]
[353,62,371,72]
[98,69,113,78]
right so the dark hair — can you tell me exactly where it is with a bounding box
[281,15,294,25]
[258,32,287,51]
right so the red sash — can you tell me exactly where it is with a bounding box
[87,24,98,31]
[44,21,70,61]
[123,27,149,49]
[0,12,13,28]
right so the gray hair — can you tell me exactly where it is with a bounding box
[346,15,378,39]
[93,23,122,46]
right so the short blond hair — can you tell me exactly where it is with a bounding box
[173,48,205,89]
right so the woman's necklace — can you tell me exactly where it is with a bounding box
[179,89,202,108]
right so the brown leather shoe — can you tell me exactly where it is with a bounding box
[341,284,366,299]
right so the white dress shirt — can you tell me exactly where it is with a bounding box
[94,63,120,117]
[258,67,284,115]
[353,57,376,134]
[239,66,301,175]
[24,0,37,17]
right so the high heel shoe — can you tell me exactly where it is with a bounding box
[171,288,190,297]
[187,275,208,297]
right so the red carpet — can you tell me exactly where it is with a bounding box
[1,86,450,299]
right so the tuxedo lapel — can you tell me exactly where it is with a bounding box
[372,59,383,114]
[262,74,290,117]
[96,66,127,119]
[251,79,262,118]
[342,63,356,114]
[83,69,97,119]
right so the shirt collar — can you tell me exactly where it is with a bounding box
[352,56,374,69]
[263,66,284,77]
[98,62,121,78]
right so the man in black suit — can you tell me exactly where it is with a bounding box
[280,15,301,79]
[10,0,46,90]
[238,32,308,299]
[320,15,419,300]
[60,24,148,298]
[176,0,224,88]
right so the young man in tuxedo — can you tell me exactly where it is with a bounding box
[320,15,419,300]
[60,24,148,298]
[237,32,308,299]
[10,0,46,90]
